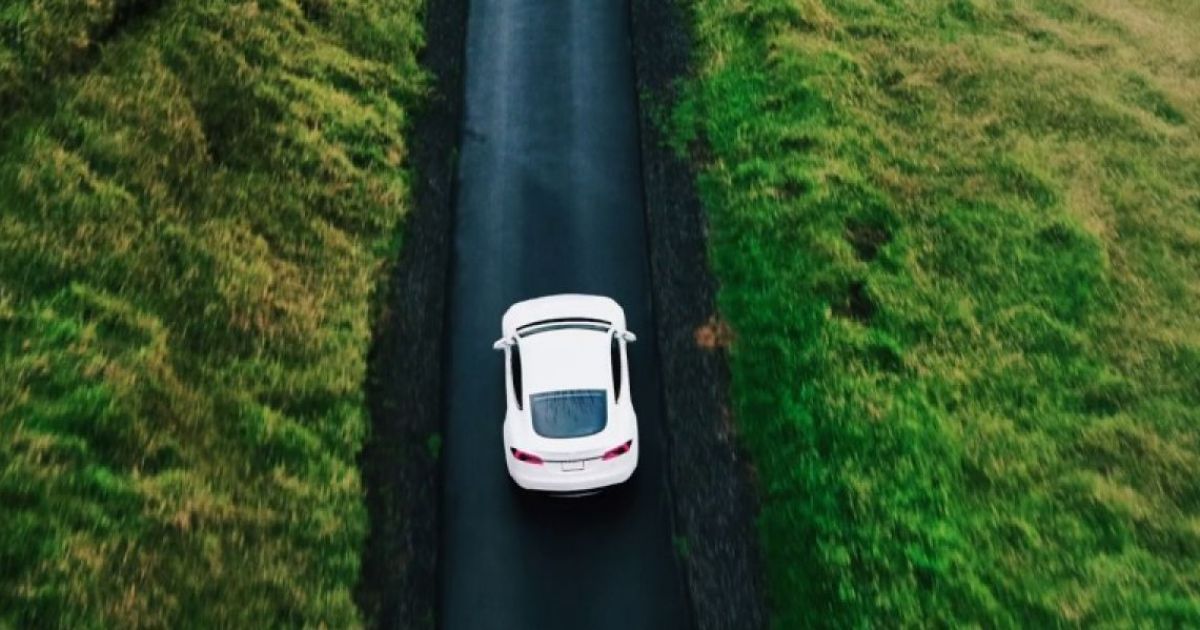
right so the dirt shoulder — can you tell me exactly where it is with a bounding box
[355,0,466,627]
[629,1,768,628]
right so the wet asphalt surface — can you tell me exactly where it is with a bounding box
[438,1,691,628]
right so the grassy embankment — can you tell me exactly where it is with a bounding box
[674,0,1200,625]
[0,0,425,626]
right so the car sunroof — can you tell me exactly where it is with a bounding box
[529,389,607,439]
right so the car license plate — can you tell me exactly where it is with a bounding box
[561,460,584,472]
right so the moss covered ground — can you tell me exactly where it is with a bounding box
[1,1,425,626]
[674,0,1200,625]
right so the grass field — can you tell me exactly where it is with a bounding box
[674,0,1200,625]
[0,0,425,626]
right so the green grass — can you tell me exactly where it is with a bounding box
[674,0,1200,625]
[0,0,426,626]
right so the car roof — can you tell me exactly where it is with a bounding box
[518,326,612,395]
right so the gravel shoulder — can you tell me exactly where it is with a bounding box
[629,1,769,627]
[355,0,466,626]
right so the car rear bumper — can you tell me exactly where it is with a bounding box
[506,444,638,493]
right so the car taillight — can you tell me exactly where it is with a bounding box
[602,440,633,461]
[510,448,544,465]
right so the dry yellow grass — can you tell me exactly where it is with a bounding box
[1,0,426,626]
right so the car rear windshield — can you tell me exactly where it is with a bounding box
[529,389,607,439]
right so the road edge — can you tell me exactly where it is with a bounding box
[355,0,467,626]
[629,1,770,628]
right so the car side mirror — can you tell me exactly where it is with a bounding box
[620,331,637,343]
[492,337,512,351]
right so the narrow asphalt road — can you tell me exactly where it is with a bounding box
[438,1,691,628]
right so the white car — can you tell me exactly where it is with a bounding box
[492,294,640,493]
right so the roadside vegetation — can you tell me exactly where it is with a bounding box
[674,0,1200,625]
[0,0,425,626]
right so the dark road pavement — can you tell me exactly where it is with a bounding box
[438,1,691,628]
